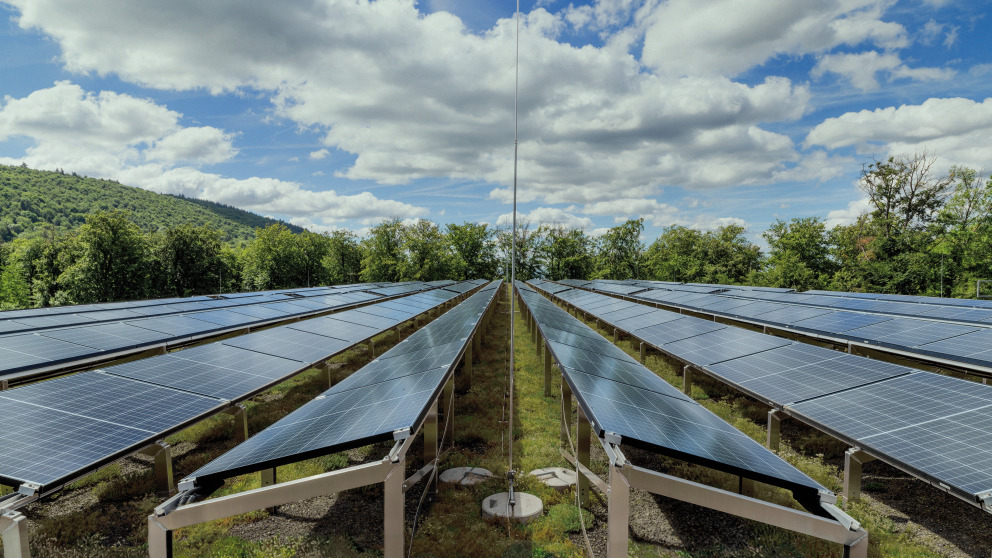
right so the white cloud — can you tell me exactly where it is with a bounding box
[812,51,954,91]
[638,0,907,77]
[309,148,329,160]
[0,81,426,227]
[826,197,872,228]
[495,207,594,229]
[688,215,748,231]
[805,97,992,169]
[580,198,679,226]
[6,0,815,209]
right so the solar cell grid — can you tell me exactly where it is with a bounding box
[912,329,992,366]
[222,327,352,364]
[787,311,891,335]
[635,318,726,346]
[660,327,791,366]
[845,319,978,349]
[124,315,223,338]
[287,317,379,342]
[751,306,835,325]
[37,322,167,351]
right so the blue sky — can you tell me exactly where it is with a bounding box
[1,0,990,247]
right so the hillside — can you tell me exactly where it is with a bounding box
[0,164,304,242]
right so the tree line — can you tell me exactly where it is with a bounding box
[1,152,990,310]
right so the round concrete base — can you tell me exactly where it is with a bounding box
[440,467,493,486]
[481,491,543,524]
[529,467,577,491]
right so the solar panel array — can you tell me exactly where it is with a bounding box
[529,279,992,509]
[0,283,427,385]
[580,279,992,377]
[0,282,482,494]
[516,282,828,506]
[181,280,500,489]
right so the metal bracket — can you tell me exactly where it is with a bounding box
[392,427,411,441]
[16,484,38,498]
[978,490,992,512]
[604,431,622,445]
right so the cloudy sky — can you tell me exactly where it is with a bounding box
[1,0,990,244]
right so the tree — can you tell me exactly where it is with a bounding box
[538,224,594,281]
[497,221,542,281]
[644,226,705,282]
[240,224,299,290]
[360,218,406,283]
[295,231,331,287]
[594,218,645,280]
[60,211,149,303]
[400,219,455,282]
[763,217,835,290]
[446,222,499,280]
[154,224,225,297]
[324,230,362,285]
[860,151,952,236]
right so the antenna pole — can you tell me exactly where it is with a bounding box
[509,0,520,484]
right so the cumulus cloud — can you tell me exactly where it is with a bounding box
[826,197,872,228]
[638,0,907,77]
[805,97,992,169]
[309,148,329,160]
[6,0,815,209]
[812,51,954,90]
[0,81,426,227]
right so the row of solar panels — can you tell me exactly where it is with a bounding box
[533,279,992,510]
[182,280,502,491]
[515,282,830,511]
[0,282,466,337]
[594,279,992,323]
[0,280,486,496]
[0,282,461,385]
[569,279,992,376]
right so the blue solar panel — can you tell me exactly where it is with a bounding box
[37,322,168,351]
[845,319,978,350]
[634,318,726,346]
[222,327,353,364]
[787,312,891,335]
[914,329,992,367]
[660,327,791,366]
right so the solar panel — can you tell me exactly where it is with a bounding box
[597,304,655,322]
[104,344,303,400]
[611,310,683,332]
[187,366,450,485]
[0,333,92,374]
[334,309,405,330]
[634,318,726,346]
[845,319,978,349]
[222,327,353,364]
[6,313,97,330]
[548,341,692,400]
[37,322,168,351]
[333,341,465,392]
[227,305,293,320]
[286,317,380,343]
[353,305,416,320]
[123,315,222,338]
[752,306,835,326]
[0,372,224,490]
[705,344,911,406]
[559,368,824,496]
[914,328,992,366]
[660,327,791,366]
[786,312,891,335]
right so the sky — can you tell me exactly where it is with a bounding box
[1,0,990,247]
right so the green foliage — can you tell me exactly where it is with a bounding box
[644,223,761,284]
[324,229,362,285]
[359,218,405,282]
[594,218,645,280]
[399,218,456,281]
[59,211,150,303]
[153,224,226,297]
[0,164,300,243]
[538,224,594,281]
[763,217,835,290]
[447,221,499,280]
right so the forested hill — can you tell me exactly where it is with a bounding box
[0,164,304,242]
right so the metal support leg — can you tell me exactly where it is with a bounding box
[0,379,8,391]
[261,468,277,513]
[226,404,248,444]
[424,399,438,499]
[843,448,876,507]
[613,328,618,343]
[577,406,591,504]
[561,382,572,447]
[739,477,756,497]
[148,515,172,558]
[443,376,454,445]
[383,459,406,558]
[767,409,788,451]
[473,331,482,362]
[639,342,646,364]
[369,340,376,360]
[324,362,336,390]
[544,341,553,397]
[682,365,693,397]
[395,326,401,342]
[2,511,31,558]
[607,465,630,558]
[140,442,175,497]
[532,318,538,345]
[462,341,473,391]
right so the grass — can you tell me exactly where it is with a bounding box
[6,285,958,557]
